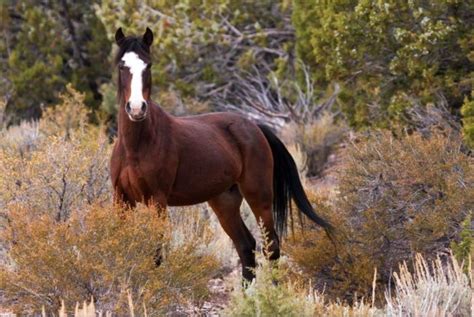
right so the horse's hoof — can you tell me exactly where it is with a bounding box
[154,247,163,267]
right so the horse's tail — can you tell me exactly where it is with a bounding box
[258,124,333,237]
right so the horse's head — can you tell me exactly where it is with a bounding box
[115,27,154,122]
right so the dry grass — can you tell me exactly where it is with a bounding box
[385,253,472,317]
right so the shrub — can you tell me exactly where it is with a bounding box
[285,128,473,301]
[292,1,473,128]
[294,112,346,177]
[224,235,317,317]
[0,203,219,315]
[0,131,111,220]
[451,212,473,269]
[0,120,40,156]
[0,85,111,219]
[40,84,92,139]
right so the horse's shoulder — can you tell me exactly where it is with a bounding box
[110,139,126,171]
[111,138,124,156]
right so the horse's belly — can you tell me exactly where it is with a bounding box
[167,160,239,206]
[167,177,236,206]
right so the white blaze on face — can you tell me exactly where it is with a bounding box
[121,52,147,113]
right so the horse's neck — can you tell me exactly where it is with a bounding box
[118,101,169,154]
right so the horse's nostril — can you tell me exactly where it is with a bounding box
[125,102,131,113]
[141,102,147,112]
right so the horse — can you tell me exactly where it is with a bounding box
[110,27,332,281]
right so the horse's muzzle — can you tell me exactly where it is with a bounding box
[126,101,147,121]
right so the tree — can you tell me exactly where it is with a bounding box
[96,0,295,115]
[292,0,474,128]
[1,1,111,123]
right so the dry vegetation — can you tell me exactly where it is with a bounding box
[37,232,472,316]
[286,127,473,304]
[0,88,220,315]
[0,87,472,316]
[225,231,472,317]
[1,1,473,315]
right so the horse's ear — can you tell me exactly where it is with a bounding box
[115,28,125,46]
[143,27,153,47]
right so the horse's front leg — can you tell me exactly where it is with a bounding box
[149,191,168,266]
[113,185,136,209]
[149,191,168,215]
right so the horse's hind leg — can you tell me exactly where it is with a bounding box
[239,175,280,262]
[208,185,256,281]
[229,121,280,261]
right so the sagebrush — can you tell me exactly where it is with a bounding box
[286,128,473,302]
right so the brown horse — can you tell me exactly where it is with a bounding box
[110,27,332,281]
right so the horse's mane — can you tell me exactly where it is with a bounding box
[114,36,150,65]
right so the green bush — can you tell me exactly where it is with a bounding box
[451,212,473,268]
[224,235,317,317]
[461,90,474,149]
[292,0,474,128]
[2,1,111,122]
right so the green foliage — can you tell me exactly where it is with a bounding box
[451,212,473,267]
[96,0,293,114]
[224,233,316,317]
[6,4,66,119]
[461,90,474,148]
[286,129,473,301]
[1,1,111,122]
[292,0,474,128]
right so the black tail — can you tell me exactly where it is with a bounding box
[258,124,333,237]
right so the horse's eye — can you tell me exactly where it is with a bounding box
[118,63,125,70]
[146,63,152,69]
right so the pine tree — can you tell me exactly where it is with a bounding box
[292,0,474,128]
[1,1,111,123]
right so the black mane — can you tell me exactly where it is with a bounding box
[115,36,150,65]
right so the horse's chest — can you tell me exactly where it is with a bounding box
[118,164,152,201]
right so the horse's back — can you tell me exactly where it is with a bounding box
[167,112,272,205]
